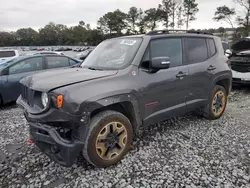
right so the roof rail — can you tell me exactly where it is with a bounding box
[146,29,213,36]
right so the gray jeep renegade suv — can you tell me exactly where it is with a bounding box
[17,30,232,168]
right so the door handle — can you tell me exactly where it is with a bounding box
[207,65,216,71]
[176,72,188,78]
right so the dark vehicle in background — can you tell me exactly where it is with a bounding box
[17,30,231,168]
[228,37,250,84]
[0,54,81,105]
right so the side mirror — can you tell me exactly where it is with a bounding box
[151,57,171,70]
[225,49,232,55]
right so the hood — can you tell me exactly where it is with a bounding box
[20,67,118,92]
[231,38,250,53]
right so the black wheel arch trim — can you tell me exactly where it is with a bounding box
[80,93,142,132]
[211,72,232,94]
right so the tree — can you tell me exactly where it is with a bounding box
[176,5,185,29]
[136,8,146,34]
[144,8,161,31]
[127,7,139,34]
[159,0,172,29]
[213,6,235,28]
[98,10,127,34]
[234,0,250,27]
[97,17,109,34]
[183,0,199,30]
[218,27,225,38]
[0,32,15,46]
[16,28,38,46]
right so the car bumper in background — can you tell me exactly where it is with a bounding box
[232,70,250,84]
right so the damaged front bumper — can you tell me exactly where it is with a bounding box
[29,122,84,167]
[17,96,89,167]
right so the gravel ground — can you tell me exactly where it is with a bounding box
[1,87,250,188]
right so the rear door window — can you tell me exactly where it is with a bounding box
[186,38,208,64]
[9,57,43,75]
[46,56,70,69]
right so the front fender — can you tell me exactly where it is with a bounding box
[80,93,142,130]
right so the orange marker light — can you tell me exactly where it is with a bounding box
[57,95,64,108]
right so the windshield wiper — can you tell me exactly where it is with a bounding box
[87,67,103,71]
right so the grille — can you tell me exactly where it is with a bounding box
[21,85,34,106]
[231,64,250,73]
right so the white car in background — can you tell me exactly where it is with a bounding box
[229,37,250,84]
[0,50,19,63]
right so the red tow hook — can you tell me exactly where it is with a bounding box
[28,138,34,144]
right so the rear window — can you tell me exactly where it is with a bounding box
[186,38,208,64]
[0,51,16,58]
[46,56,69,69]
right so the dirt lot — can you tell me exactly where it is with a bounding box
[1,87,250,188]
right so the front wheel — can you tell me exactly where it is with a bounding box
[202,85,228,120]
[82,110,133,168]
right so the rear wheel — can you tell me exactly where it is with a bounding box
[82,110,133,168]
[202,85,227,120]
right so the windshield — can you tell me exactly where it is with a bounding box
[0,51,16,58]
[81,37,142,70]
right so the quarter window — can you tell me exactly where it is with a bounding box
[207,39,216,56]
[186,38,208,64]
[69,59,77,66]
[150,38,183,68]
[46,56,69,69]
[9,57,43,75]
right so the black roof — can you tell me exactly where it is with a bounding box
[146,29,213,36]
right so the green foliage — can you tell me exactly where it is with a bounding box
[183,0,199,30]
[144,8,161,31]
[127,7,139,34]
[98,9,128,34]
[213,6,235,28]
[158,0,172,29]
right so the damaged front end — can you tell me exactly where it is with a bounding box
[17,84,89,167]
[230,37,250,84]
[28,122,84,166]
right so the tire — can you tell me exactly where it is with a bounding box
[202,85,228,120]
[82,110,133,168]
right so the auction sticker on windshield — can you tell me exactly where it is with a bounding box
[120,39,137,46]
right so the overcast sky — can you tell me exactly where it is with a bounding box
[0,0,242,32]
